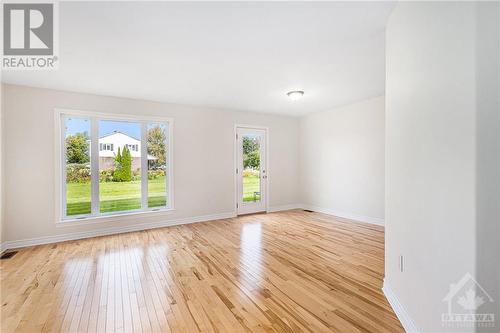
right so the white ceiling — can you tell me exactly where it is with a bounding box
[1,2,395,116]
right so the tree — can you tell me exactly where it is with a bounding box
[242,136,260,169]
[244,151,260,169]
[243,136,259,155]
[121,146,133,181]
[113,147,132,182]
[113,147,123,181]
[66,133,90,164]
[147,126,167,168]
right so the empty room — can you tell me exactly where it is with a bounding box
[0,1,498,333]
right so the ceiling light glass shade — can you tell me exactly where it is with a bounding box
[287,90,304,100]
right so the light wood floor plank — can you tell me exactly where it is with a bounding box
[1,210,403,333]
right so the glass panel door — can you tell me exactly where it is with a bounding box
[237,127,267,214]
[242,134,261,203]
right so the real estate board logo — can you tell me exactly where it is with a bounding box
[2,1,58,70]
[442,272,495,329]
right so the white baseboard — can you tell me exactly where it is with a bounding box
[301,204,384,226]
[383,279,420,333]
[267,204,302,213]
[2,211,236,250]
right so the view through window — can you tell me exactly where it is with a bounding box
[99,120,142,213]
[62,113,171,219]
[242,135,261,202]
[64,117,91,216]
[147,123,168,208]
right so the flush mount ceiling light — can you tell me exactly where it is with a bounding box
[287,90,304,100]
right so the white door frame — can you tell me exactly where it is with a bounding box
[234,124,269,215]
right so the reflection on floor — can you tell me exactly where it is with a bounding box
[0,209,403,332]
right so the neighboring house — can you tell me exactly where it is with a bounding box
[97,131,156,170]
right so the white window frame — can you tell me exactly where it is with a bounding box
[55,108,174,223]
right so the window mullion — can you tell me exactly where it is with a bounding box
[90,117,100,215]
[61,115,67,218]
[141,122,148,210]
[166,124,171,209]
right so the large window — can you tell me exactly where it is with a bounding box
[60,111,172,220]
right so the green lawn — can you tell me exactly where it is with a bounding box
[67,174,258,215]
[243,174,261,202]
[66,176,167,216]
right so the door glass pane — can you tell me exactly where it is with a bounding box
[147,123,168,208]
[65,117,91,216]
[99,120,141,213]
[242,135,261,202]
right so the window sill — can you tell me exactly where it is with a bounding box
[56,207,176,227]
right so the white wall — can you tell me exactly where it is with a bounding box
[1,84,300,244]
[0,77,3,247]
[476,1,500,323]
[299,96,385,224]
[385,2,499,332]
[0,16,3,249]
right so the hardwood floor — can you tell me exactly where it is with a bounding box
[0,210,403,333]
